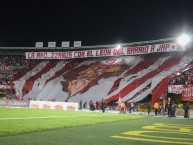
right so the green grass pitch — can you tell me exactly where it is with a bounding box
[0,108,192,145]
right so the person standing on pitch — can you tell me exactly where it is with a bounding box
[161,100,166,116]
[167,97,172,117]
[154,101,159,116]
[147,101,151,114]
[79,100,82,110]
[183,102,189,118]
[101,99,106,113]
[171,101,176,117]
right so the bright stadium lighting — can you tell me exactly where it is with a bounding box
[177,34,191,46]
[116,44,121,49]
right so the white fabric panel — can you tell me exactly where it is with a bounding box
[12,80,25,96]
[37,77,66,101]
[68,77,119,103]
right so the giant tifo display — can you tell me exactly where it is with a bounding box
[0,38,193,107]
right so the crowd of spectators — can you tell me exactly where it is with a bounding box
[0,56,39,84]
[169,68,193,85]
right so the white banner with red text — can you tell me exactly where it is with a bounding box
[29,100,78,111]
[182,85,193,101]
[168,85,184,94]
[25,43,183,59]
[168,85,193,101]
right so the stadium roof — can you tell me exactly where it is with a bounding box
[0,37,177,50]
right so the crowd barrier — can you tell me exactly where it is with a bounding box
[189,110,193,119]
[0,99,29,107]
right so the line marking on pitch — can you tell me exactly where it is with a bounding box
[0,114,118,120]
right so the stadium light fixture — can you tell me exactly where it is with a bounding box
[177,34,191,46]
[115,44,121,49]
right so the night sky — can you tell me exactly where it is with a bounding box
[0,0,193,47]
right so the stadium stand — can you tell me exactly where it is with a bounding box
[0,41,193,113]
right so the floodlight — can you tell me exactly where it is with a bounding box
[116,44,121,49]
[177,34,190,46]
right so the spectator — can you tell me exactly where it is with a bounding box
[128,101,132,113]
[183,102,189,118]
[79,100,82,110]
[119,102,126,114]
[171,101,176,117]
[16,93,22,100]
[147,101,151,114]
[101,99,106,113]
[89,100,95,111]
[131,102,134,112]
[166,97,172,118]
[83,101,87,109]
[154,101,159,116]
[95,101,98,110]
[98,101,102,110]
[133,101,137,112]
[161,100,166,116]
